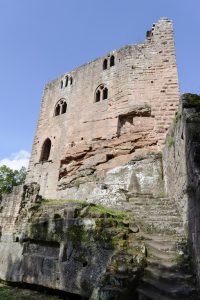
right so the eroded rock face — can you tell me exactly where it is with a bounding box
[57,153,164,206]
[58,104,157,184]
[0,191,146,299]
[163,93,200,284]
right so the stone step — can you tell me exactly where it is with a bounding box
[129,204,178,212]
[134,215,181,222]
[131,208,180,216]
[129,199,177,206]
[99,285,123,298]
[131,203,177,208]
[134,215,182,223]
[136,221,184,234]
[145,239,177,252]
[146,257,181,269]
[128,197,175,205]
[128,196,171,201]
[137,286,174,300]
[147,247,176,261]
[139,232,183,243]
[141,275,196,298]
[137,283,195,300]
[145,266,193,282]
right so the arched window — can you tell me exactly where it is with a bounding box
[110,55,115,67]
[54,99,67,116]
[95,84,108,102]
[40,138,51,162]
[103,59,107,70]
[65,76,68,87]
[103,87,108,100]
[55,104,60,116]
[61,80,63,88]
[96,90,101,102]
[61,102,67,114]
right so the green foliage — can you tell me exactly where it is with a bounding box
[0,165,27,195]
[41,198,87,206]
[88,204,126,220]
[182,93,200,109]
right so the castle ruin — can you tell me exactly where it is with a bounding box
[26,17,179,200]
[0,18,200,299]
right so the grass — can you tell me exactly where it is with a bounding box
[41,199,87,206]
[88,204,126,220]
[0,283,60,300]
[42,200,126,220]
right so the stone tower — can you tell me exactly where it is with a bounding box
[26,18,179,199]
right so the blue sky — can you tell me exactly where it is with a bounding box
[0,0,199,168]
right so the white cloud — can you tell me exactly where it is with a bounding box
[0,150,30,170]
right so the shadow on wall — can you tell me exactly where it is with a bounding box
[183,94,200,286]
[164,93,200,287]
[3,252,87,299]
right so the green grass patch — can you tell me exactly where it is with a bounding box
[41,199,87,206]
[88,204,126,220]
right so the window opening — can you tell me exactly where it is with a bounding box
[40,138,51,162]
[96,90,101,102]
[55,104,60,116]
[61,102,67,114]
[110,55,115,67]
[103,59,107,70]
[103,88,108,100]
[65,76,68,87]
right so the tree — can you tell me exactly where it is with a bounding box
[0,165,27,195]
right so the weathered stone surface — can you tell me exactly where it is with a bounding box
[57,153,164,206]
[0,195,146,299]
[25,18,179,200]
[163,93,200,286]
[1,18,199,300]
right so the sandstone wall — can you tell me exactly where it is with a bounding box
[0,186,24,242]
[163,94,200,283]
[26,18,179,199]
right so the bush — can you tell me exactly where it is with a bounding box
[0,165,27,195]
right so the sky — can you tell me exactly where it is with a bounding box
[0,0,199,169]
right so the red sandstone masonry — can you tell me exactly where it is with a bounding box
[26,18,179,199]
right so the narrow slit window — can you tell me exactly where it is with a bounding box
[61,80,63,88]
[70,77,73,85]
[103,59,107,70]
[110,55,115,67]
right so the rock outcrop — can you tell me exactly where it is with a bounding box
[164,93,200,287]
[0,184,146,299]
